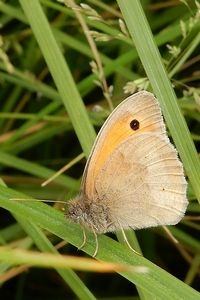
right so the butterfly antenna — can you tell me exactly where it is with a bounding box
[9,198,66,205]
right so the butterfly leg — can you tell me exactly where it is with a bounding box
[162,225,179,244]
[92,228,99,257]
[78,227,99,257]
[120,227,142,256]
[78,227,87,250]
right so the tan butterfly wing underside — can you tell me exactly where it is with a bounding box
[83,91,166,197]
[71,91,188,233]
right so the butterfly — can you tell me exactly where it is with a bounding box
[66,91,188,255]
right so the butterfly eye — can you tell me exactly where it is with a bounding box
[130,119,140,131]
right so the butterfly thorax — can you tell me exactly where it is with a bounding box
[66,195,113,233]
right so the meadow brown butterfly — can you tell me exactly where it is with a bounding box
[66,91,188,253]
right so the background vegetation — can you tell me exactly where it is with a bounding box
[0,0,200,299]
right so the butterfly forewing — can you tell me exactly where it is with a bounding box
[83,91,166,198]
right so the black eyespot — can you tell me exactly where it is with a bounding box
[130,119,140,131]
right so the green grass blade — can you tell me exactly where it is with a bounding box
[14,215,96,300]
[19,0,96,157]
[0,186,199,300]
